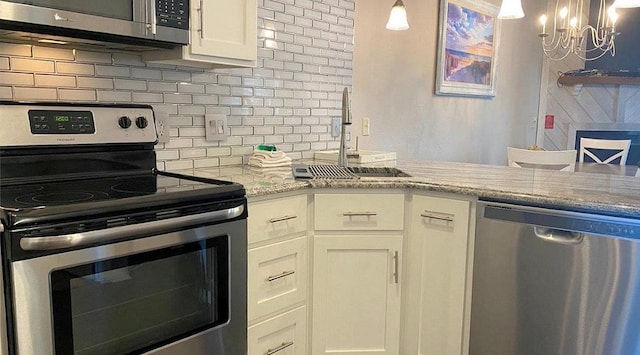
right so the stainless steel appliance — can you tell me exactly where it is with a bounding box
[0,102,247,355]
[0,0,189,50]
[471,201,640,355]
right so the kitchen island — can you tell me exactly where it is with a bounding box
[176,160,640,217]
[174,159,640,355]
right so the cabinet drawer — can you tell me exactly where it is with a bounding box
[314,194,405,231]
[248,236,308,321]
[248,194,307,245]
[248,306,307,355]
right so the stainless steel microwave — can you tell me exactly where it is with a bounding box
[0,0,189,50]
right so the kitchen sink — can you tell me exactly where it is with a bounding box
[314,150,396,164]
[347,167,411,177]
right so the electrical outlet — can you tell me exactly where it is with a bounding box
[331,117,341,138]
[205,114,228,141]
[155,111,170,144]
[362,117,370,136]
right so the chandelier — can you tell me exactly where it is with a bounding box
[498,0,640,61]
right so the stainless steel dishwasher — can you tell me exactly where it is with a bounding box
[470,201,640,355]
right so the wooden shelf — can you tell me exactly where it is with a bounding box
[558,75,640,86]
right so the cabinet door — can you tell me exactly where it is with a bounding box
[190,0,257,60]
[404,195,471,355]
[312,236,402,355]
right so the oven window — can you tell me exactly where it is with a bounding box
[7,0,133,21]
[50,236,229,355]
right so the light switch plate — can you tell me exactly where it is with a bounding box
[205,114,228,141]
[362,117,370,136]
[154,110,170,143]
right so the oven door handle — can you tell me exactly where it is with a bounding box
[20,205,245,251]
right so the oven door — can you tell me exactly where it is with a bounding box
[10,219,246,355]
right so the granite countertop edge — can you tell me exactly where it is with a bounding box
[176,160,640,218]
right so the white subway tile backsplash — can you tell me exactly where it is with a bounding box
[36,74,76,87]
[0,72,34,86]
[115,79,147,91]
[0,0,354,170]
[0,43,31,57]
[0,87,12,99]
[96,65,130,77]
[11,58,55,73]
[96,90,132,102]
[75,50,112,64]
[14,87,57,100]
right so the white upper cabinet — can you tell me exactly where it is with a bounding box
[143,0,257,68]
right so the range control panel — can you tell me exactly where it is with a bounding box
[29,110,95,135]
[0,104,157,147]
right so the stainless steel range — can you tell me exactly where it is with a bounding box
[0,103,247,355]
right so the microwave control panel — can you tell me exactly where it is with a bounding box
[157,0,189,30]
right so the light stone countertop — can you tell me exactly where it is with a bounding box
[173,160,640,218]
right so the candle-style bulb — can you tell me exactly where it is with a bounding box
[569,17,578,28]
[608,6,619,25]
[539,14,547,34]
[559,7,569,19]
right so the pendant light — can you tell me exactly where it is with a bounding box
[498,0,525,19]
[612,0,640,7]
[386,0,409,30]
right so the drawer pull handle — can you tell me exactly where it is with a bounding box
[266,341,294,355]
[420,213,454,223]
[393,251,399,284]
[343,211,377,217]
[266,270,296,282]
[269,215,298,223]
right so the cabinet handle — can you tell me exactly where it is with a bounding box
[266,341,294,355]
[343,211,377,217]
[198,0,204,39]
[269,215,298,223]
[393,251,399,284]
[266,270,296,282]
[420,212,454,223]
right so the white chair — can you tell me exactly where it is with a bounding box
[579,138,631,165]
[507,147,577,172]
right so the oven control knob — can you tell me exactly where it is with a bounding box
[135,116,148,129]
[118,116,132,129]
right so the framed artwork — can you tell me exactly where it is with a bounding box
[435,0,501,97]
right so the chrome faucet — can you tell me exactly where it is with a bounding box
[338,87,352,167]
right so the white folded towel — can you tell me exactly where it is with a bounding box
[248,156,292,168]
[248,149,292,168]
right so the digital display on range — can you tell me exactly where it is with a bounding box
[29,110,95,135]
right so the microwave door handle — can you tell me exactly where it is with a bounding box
[146,0,157,35]
[19,205,245,251]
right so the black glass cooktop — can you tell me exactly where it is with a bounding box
[0,172,235,210]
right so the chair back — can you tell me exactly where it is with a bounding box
[507,147,577,172]
[579,138,631,165]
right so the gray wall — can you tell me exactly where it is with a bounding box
[352,0,547,165]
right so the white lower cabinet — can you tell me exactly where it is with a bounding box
[248,306,307,355]
[402,194,474,355]
[312,236,402,355]
[247,193,310,354]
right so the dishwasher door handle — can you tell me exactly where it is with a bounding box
[533,226,584,245]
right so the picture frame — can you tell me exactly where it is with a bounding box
[435,0,501,97]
